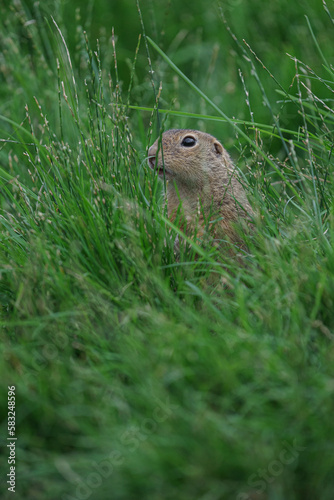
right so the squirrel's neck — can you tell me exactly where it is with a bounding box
[166,179,216,223]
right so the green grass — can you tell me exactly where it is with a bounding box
[1,1,334,499]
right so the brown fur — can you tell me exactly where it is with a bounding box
[148,129,253,249]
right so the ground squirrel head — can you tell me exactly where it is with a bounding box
[148,129,232,189]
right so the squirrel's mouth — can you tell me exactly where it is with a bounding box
[148,156,170,178]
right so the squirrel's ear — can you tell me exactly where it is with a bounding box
[214,141,223,155]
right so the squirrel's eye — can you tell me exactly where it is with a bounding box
[181,136,197,147]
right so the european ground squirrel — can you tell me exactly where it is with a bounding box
[148,129,253,249]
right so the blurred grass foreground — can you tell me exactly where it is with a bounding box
[1,1,334,499]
